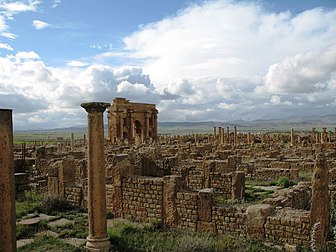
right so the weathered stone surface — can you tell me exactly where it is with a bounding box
[246,204,275,239]
[310,153,330,250]
[198,188,213,222]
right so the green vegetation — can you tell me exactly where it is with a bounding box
[245,179,277,187]
[108,219,281,252]
[299,171,313,182]
[16,191,44,218]
[38,196,75,215]
[276,177,296,188]
[18,235,85,252]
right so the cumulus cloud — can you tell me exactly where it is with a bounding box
[66,60,88,67]
[0,42,13,50]
[265,43,336,94]
[32,20,50,30]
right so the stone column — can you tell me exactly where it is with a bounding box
[328,131,331,143]
[129,112,134,140]
[312,128,316,144]
[227,126,230,144]
[248,132,251,145]
[83,134,87,146]
[213,127,216,144]
[119,113,124,140]
[70,132,74,151]
[334,128,336,145]
[321,128,326,144]
[81,102,111,252]
[221,128,225,144]
[218,127,222,144]
[310,153,330,250]
[145,112,150,139]
[153,112,158,141]
[291,128,295,147]
[0,109,16,252]
[234,126,238,145]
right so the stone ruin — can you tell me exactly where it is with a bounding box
[1,101,336,251]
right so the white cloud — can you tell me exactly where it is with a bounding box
[66,60,88,67]
[52,0,61,8]
[270,95,282,105]
[15,51,39,60]
[0,1,38,14]
[32,20,50,30]
[117,81,149,95]
[0,43,13,50]
[265,43,336,94]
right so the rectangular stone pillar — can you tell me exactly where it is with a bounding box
[70,132,74,151]
[234,126,238,145]
[232,171,245,200]
[213,127,216,144]
[163,175,181,227]
[291,128,295,146]
[0,109,16,252]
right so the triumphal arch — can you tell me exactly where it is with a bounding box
[107,97,158,143]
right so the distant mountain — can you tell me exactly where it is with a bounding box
[15,114,336,134]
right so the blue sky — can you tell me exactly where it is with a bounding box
[0,0,336,129]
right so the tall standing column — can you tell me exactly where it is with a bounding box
[234,126,238,146]
[129,112,134,140]
[334,128,336,145]
[291,128,295,147]
[145,112,150,139]
[227,126,230,145]
[310,153,330,250]
[213,127,216,144]
[218,127,222,144]
[0,109,16,252]
[81,102,111,252]
[321,128,326,144]
[312,128,316,144]
[70,132,75,151]
[119,114,124,140]
[153,112,158,141]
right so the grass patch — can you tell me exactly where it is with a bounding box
[107,219,281,252]
[245,179,277,187]
[38,196,75,215]
[16,191,44,219]
[17,235,85,252]
[16,220,48,239]
[51,215,88,239]
[276,177,295,188]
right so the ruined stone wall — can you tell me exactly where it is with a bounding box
[212,206,246,236]
[176,191,198,231]
[121,176,163,222]
[64,185,82,206]
[210,172,232,198]
[265,209,311,247]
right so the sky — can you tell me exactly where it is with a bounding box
[0,0,336,130]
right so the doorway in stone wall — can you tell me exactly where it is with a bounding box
[135,120,142,134]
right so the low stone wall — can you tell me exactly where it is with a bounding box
[121,176,163,222]
[212,206,246,236]
[265,208,311,247]
[176,191,198,231]
[64,185,82,206]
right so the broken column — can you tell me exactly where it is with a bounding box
[291,128,295,147]
[312,128,316,144]
[81,102,111,252]
[70,132,74,151]
[0,109,16,252]
[213,127,216,144]
[227,126,230,144]
[234,126,238,145]
[218,127,222,144]
[321,128,326,144]
[310,153,330,250]
[232,171,245,200]
[163,175,181,228]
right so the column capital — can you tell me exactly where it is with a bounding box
[81,102,110,113]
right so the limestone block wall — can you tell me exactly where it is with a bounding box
[121,176,163,222]
[210,172,232,198]
[176,191,198,231]
[64,185,82,206]
[265,209,311,247]
[212,206,246,236]
[255,168,292,180]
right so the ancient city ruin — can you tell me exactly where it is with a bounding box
[1,98,336,251]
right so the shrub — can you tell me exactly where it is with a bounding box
[277,177,295,188]
[38,196,74,215]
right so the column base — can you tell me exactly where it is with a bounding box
[85,236,111,252]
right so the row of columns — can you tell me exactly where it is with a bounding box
[212,126,247,146]
[291,128,336,146]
